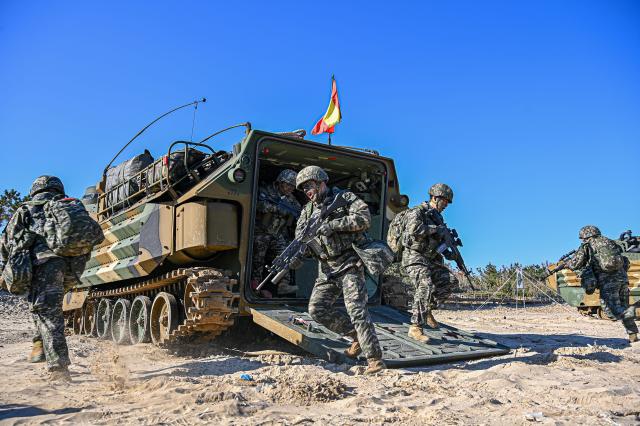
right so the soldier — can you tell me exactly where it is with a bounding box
[251,169,301,297]
[3,176,72,380]
[294,166,385,374]
[402,183,459,342]
[566,225,638,343]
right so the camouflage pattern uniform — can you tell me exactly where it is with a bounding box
[251,170,301,296]
[567,227,638,337]
[297,187,382,360]
[401,202,459,327]
[3,176,71,371]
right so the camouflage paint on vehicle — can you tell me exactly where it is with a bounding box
[79,202,173,286]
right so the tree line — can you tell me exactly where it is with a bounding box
[0,189,30,230]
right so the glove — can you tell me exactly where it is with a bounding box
[317,223,334,237]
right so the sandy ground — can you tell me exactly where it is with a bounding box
[1,292,639,425]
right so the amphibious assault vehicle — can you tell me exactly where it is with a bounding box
[63,121,508,366]
[546,231,640,319]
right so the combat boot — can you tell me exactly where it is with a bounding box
[344,331,361,359]
[29,341,45,363]
[629,333,638,343]
[408,324,430,342]
[48,367,72,383]
[364,358,386,375]
[426,311,439,329]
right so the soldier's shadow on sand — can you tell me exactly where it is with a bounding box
[0,404,87,421]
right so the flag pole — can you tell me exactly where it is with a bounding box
[329,74,335,146]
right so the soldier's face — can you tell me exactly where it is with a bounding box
[302,180,325,203]
[278,182,295,196]
[432,197,449,213]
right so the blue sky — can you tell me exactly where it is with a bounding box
[1,1,638,269]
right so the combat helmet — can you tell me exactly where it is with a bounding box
[579,225,601,240]
[296,166,329,189]
[276,169,297,187]
[30,175,65,197]
[428,183,453,203]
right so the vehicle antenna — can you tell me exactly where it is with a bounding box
[190,98,206,141]
[103,98,207,175]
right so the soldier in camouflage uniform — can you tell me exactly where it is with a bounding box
[251,169,301,297]
[1,176,72,380]
[293,166,385,374]
[567,225,638,343]
[402,183,459,342]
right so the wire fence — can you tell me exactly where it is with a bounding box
[383,261,567,309]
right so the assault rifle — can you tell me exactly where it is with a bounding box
[256,192,348,291]
[258,193,301,218]
[545,249,577,277]
[424,209,475,290]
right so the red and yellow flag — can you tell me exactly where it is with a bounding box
[311,76,341,135]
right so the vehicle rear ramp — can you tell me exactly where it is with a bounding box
[251,305,509,368]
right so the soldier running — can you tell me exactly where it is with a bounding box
[566,225,638,343]
[293,166,385,374]
[402,183,459,342]
[251,169,301,297]
[0,176,73,381]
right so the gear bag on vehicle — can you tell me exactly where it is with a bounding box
[591,239,625,272]
[42,198,105,257]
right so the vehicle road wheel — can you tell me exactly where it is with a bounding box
[96,299,113,339]
[129,296,152,344]
[83,302,97,336]
[150,292,178,345]
[111,299,132,345]
[72,309,83,335]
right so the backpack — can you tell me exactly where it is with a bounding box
[591,238,624,272]
[387,205,427,254]
[42,197,105,257]
[387,209,410,254]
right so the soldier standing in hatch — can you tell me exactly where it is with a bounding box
[566,225,638,343]
[293,165,385,374]
[402,183,459,342]
[1,176,73,380]
[251,169,301,297]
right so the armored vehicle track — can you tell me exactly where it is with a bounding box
[74,268,239,345]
